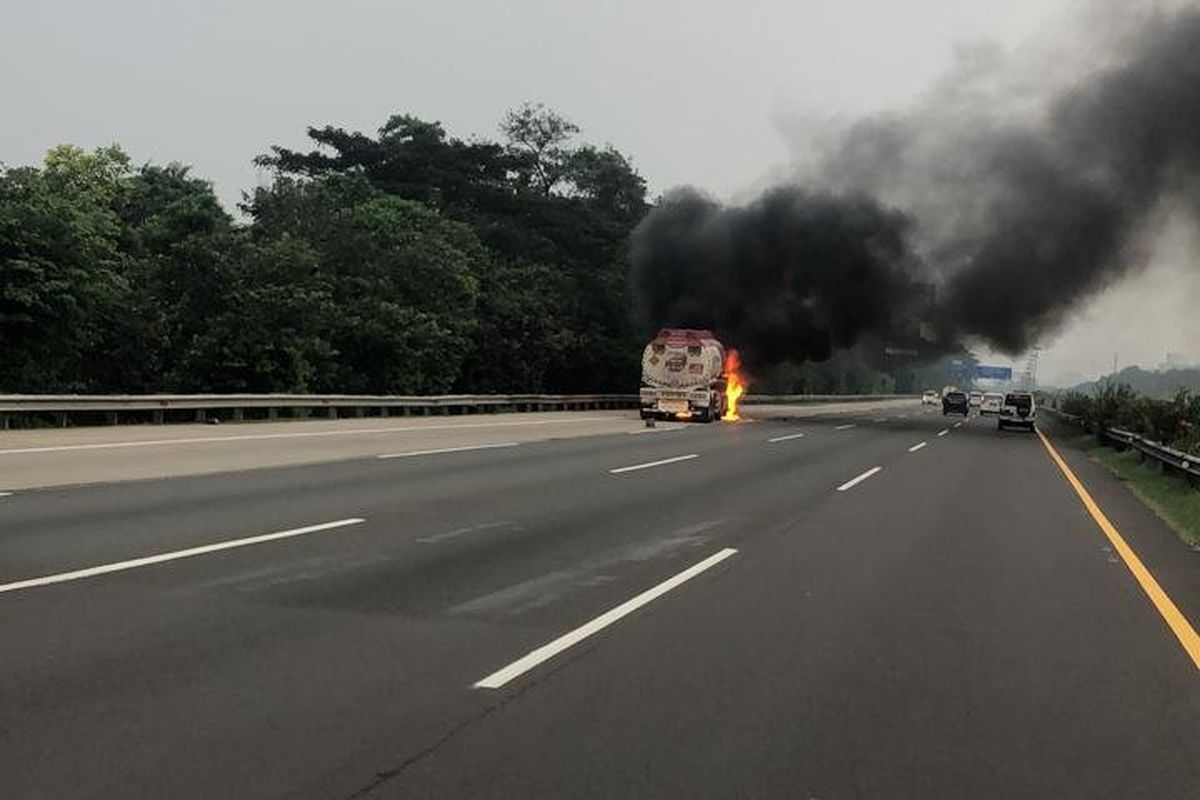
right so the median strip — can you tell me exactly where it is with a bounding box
[767,433,806,443]
[1038,430,1200,670]
[837,466,883,492]
[0,518,366,595]
[474,547,739,689]
[609,454,699,474]
[377,442,519,459]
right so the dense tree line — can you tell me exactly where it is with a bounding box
[1,106,648,394]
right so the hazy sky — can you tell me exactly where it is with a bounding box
[4,0,1197,384]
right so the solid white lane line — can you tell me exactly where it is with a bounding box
[835,423,856,430]
[908,442,927,453]
[0,518,365,595]
[937,429,949,437]
[609,454,699,474]
[836,466,883,492]
[377,442,518,459]
[474,547,739,689]
[767,433,806,443]
[0,418,610,456]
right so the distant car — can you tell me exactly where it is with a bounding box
[922,390,939,405]
[998,391,1037,431]
[968,390,984,408]
[980,392,1004,415]
[942,391,969,416]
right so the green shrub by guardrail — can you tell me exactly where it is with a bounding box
[1056,384,1200,456]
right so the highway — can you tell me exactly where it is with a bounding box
[2,403,1198,798]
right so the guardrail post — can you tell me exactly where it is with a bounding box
[232,408,244,422]
[56,413,68,428]
[267,407,278,421]
[194,409,206,423]
[0,413,8,430]
[327,407,338,420]
[353,406,365,418]
[378,406,389,418]
[152,409,165,424]
[105,412,118,425]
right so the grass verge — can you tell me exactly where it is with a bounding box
[1059,431,1200,549]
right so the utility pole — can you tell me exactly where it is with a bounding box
[1020,346,1042,389]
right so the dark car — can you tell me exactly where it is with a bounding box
[942,390,969,416]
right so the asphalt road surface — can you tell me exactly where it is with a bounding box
[2,404,1198,798]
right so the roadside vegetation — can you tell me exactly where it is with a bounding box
[1,106,647,395]
[1057,384,1200,456]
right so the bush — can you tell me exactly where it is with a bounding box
[1055,384,1200,456]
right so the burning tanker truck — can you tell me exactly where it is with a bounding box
[639,328,745,422]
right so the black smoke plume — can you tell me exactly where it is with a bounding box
[631,187,926,368]
[632,4,1200,369]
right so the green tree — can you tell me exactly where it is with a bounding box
[564,145,648,225]
[454,258,572,392]
[0,145,131,391]
[501,102,580,195]
[171,234,335,392]
[247,176,485,393]
[262,109,649,393]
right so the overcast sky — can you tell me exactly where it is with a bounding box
[4,0,1197,385]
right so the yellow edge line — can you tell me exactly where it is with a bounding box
[1037,429,1200,670]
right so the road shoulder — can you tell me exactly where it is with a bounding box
[1041,425,1200,650]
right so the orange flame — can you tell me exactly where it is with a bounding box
[722,349,746,421]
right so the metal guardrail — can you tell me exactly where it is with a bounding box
[1045,408,1200,483]
[0,393,640,427]
[1107,427,1200,480]
[0,392,916,429]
